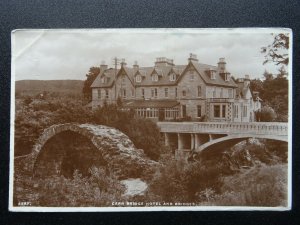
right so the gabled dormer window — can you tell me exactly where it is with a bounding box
[211,70,216,80]
[152,74,158,82]
[169,73,176,81]
[224,73,231,81]
[136,74,142,83]
[101,76,106,83]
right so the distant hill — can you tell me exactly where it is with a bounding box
[15,80,84,96]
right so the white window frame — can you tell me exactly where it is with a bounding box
[136,75,141,83]
[211,71,216,80]
[170,73,176,81]
[213,104,226,118]
[165,88,169,98]
[228,88,233,98]
[197,86,202,97]
[152,74,158,82]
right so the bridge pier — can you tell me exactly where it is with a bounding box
[191,134,195,150]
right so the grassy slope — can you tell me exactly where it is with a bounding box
[15,80,84,96]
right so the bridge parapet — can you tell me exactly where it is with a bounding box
[157,122,288,136]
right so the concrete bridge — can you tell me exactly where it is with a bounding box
[157,122,288,158]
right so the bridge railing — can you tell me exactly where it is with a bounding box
[157,122,288,136]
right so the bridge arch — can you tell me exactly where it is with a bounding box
[195,134,288,153]
[26,123,155,178]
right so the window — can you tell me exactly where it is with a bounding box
[214,104,226,118]
[136,75,141,82]
[182,90,186,97]
[152,74,158,82]
[101,77,106,83]
[122,89,126,99]
[222,105,226,118]
[97,89,101,99]
[190,71,194,81]
[197,86,202,97]
[220,88,223,98]
[151,88,158,98]
[228,88,233,98]
[175,87,177,98]
[234,105,239,118]
[170,73,176,81]
[210,70,216,80]
[165,88,168,98]
[214,105,220,117]
[141,89,145,98]
[250,97,253,107]
[225,73,230,81]
[105,90,109,98]
[197,105,202,117]
[243,105,247,117]
[131,89,134,97]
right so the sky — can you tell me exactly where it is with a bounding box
[12,29,290,81]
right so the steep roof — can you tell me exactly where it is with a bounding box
[91,68,118,88]
[134,65,186,87]
[190,61,237,88]
[236,82,249,99]
[91,60,238,89]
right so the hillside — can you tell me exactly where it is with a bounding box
[15,80,84,96]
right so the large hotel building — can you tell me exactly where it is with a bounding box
[90,54,261,122]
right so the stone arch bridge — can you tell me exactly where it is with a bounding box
[157,122,288,158]
[15,123,156,178]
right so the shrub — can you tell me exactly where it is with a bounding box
[15,167,125,207]
[214,164,288,206]
[92,104,164,160]
[147,159,223,202]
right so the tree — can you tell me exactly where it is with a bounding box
[256,106,276,122]
[277,65,288,78]
[263,70,274,81]
[261,33,289,67]
[82,67,100,101]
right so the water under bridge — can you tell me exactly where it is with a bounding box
[157,122,288,158]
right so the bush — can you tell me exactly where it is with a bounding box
[147,159,223,202]
[92,104,164,160]
[214,164,288,206]
[14,167,125,207]
[256,105,277,122]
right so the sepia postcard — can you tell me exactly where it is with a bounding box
[9,28,292,212]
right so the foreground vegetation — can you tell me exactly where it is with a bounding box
[14,91,288,207]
